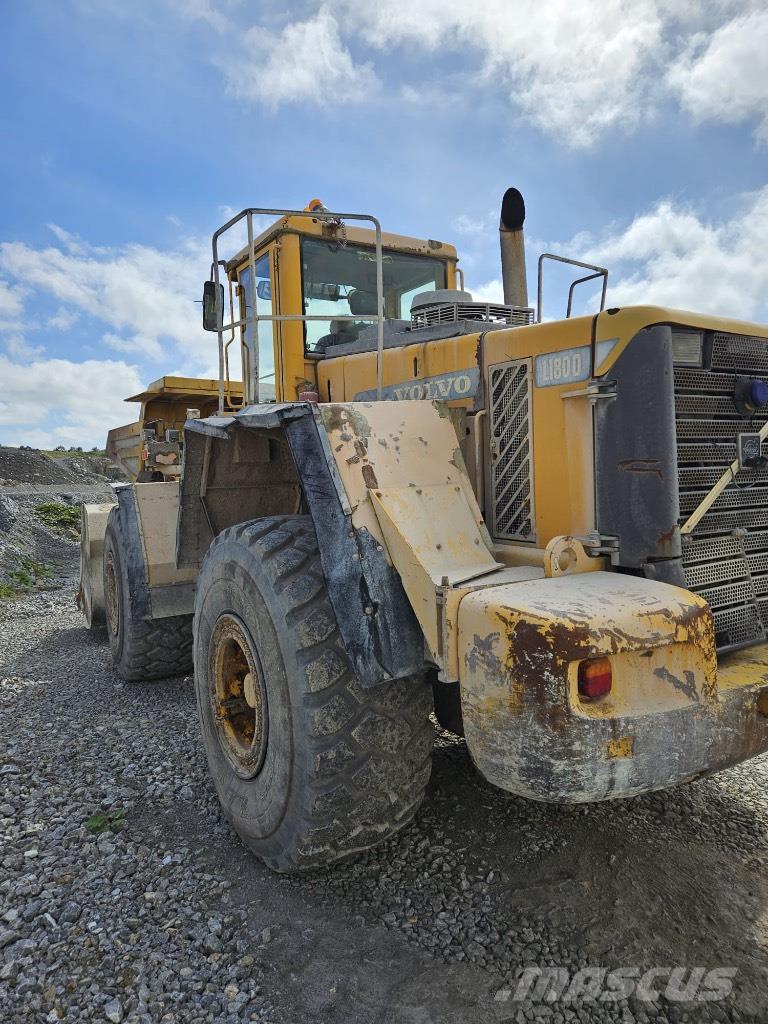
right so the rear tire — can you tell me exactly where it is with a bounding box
[193,515,434,872]
[103,507,193,681]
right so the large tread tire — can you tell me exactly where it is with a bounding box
[193,515,434,873]
[103,507,193,681]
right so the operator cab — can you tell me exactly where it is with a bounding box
[207,203,461,407]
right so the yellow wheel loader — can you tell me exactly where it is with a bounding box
[79,190,768,872]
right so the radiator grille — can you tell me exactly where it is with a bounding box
[488,359,535,541]
[676,331,768,650]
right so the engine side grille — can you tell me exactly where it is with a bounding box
[488,359,535,542]
[675,331,768,650]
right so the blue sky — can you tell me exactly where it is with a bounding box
[2,0,768,446]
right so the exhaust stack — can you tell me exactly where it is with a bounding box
[499,188,528,308]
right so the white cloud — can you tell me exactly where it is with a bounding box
[46,223,91,256]
[469,189,768,320]
[454,212,494,239]
[167,0,230,33]
[471,278,504,304]
[47,307,79,331]
[0,278,24,319]
[667,10,768,140]
[224,6,377,109]
[0,278,25,332]
[206,1,768,148]
[0,230,212,365]
[0,356,144,448]
[4,334,44,359]
[337,0,664,147]
[563,186,768,320]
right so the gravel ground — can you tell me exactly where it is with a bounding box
[2,489,768,1022]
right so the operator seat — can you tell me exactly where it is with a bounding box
[314,289,379,354]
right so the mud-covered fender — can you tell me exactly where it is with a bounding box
[458,571,718,801]
[77,501,117,628]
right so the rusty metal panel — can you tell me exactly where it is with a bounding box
[454,571,757,802]
[438,565,545,683]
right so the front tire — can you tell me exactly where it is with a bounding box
[193,515,434,873]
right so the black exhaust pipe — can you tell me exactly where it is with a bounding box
[499,188,528,308]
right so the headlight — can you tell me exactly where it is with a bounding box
[671,330,703,366]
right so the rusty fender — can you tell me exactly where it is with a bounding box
[457,571,768,802]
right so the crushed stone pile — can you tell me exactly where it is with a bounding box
[0,447,122,593]
[0,447,123,487]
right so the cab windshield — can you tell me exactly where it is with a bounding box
[301,237,446,353]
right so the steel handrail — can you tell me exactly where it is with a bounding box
[211,208,384,414]
[537,253,608,323]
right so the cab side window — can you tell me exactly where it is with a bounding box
[239,253,276,402]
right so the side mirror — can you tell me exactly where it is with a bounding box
[256,279,271,301]
[202,280,224,332]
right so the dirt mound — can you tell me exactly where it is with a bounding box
[54,454,124,482]
[0,447,81,485]
[0,447,121,595]
[0,447,124,486]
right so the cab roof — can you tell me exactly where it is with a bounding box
[225,212,457,273]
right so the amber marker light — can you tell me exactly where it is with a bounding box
[578,657,613,700]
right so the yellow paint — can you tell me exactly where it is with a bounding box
[544,536,605,577]
[108,376,234,481]
[717,642,768,690]
[133,482,196,587]
[78,502,117,628]
[458,571,717,699]
[316,332,481,408]
[370,483,502,658]
[568,641,712,720]
[437,566,543,682]
[455,571,732,798]
[606,736,634,759]
[314,400,548,676]
[125,375,242,403]
[314,314,597,549]
[273,233,308,400]
[483,318,596,547]
[317,400,488,546]
[226,217,458,404]
[227,214,458,273]
[593,305,768,375]
[313,302,768,558]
